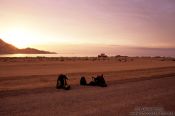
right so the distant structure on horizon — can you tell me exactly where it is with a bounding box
[98,53,108,58]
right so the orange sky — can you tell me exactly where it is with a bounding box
[0,0,175,52]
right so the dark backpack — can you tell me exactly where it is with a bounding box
[80,77,87,85]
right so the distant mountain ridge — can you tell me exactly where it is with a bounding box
[0,39,56,54]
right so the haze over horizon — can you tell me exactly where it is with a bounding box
[0,0,175,56]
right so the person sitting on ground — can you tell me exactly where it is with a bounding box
[88,74,107,87]
[96,74,107,87]
[56,74,70,90]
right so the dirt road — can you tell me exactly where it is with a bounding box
[1,74,175,116]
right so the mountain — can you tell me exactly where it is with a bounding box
[0,39,56,54]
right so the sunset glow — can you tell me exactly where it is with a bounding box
[0,0,175,56]
[0,27,32,48]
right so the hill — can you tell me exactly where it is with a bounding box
[0,39,56,54]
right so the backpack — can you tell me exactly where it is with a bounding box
[80,77,87,85]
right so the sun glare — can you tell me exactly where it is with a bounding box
[0,27,36,48]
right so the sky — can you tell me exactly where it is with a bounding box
[0,0,175,56]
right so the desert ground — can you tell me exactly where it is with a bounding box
[0,57,175,116]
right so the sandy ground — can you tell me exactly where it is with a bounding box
[0,57,175,116]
